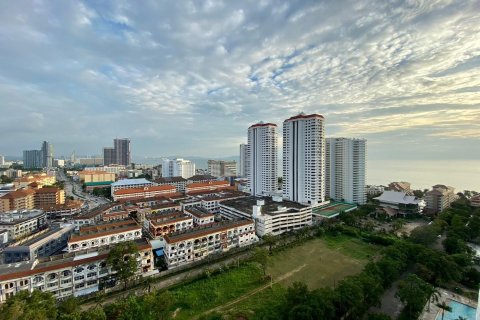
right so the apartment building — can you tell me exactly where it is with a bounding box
[67,219,142,252]
[185,180,231,194]
[181,190,248,214]
[14,173,56,189]
[79,171,116,184]
[34,187,65,207]
[154,177,188,193]
[145,211,193,239]
[239,144,248,178]
[0,239,153,303]
[110,178,154,196]
[247,122,278,196]
[3,224,76,263]
[207,160,237,178]
[0,210,47,240]
[39,200,83,219]
[112,185,177,201]
[0,189,36,212]
[388,182,413,195]
[72,203,125,227]
[283,113,326,206]
[219,197,312,237]
[326,138,367,205]
[162,159,195,179]
[184,207,215,226]
[164,219,257,268]
[425,185,457,214]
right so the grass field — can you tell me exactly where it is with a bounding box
[169,235,379,319]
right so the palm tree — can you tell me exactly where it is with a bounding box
[436,301,452,320]
[427,287,440,311]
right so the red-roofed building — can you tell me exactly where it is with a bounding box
[112,185,177,201]
[185,180,230,194]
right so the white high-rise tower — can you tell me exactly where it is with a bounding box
[247,122,278,196]
[326,138,366,205]
[283,113,326,205]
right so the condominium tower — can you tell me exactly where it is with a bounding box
[162,158,195,179]
[325,138,366,205]
[23,141,54,169]
[247,122,278,196]
[208,160,237,177]
[114,138,131,166]
[239,144,248,178]
[283,113,326,206]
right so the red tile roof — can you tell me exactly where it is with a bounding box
[249,122,277,128]
[284,113,324,122]
[114,185,176,196]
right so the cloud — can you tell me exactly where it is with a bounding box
[0,0,479,160]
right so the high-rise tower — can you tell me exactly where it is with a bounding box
[247,122,278,196]
[283,113,326,205]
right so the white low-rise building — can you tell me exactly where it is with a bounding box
[67,219,142,252]
[0,210,47,240]
[0,239,153,303]
[164,219,257,268]
[374,191,426,215]
[184,207,214,226]
[219,197,312,237]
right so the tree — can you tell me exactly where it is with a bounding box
[142,276,155,294]
[436,301,452,320]
[262,234,277,254]
[409,225,439,246]
[251,247,269,276]
[396,274,433,318]
[58,296,81,320]
[106,241,139,290]
[0,290,57,320]
[80,307,106,320]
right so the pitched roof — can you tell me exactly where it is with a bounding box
[284,113,324,122]
[111,178,152,187]
[186,180,230,188]
[374,191,422,205]
[114,185,176,196]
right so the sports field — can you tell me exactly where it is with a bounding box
[267,236,376,289]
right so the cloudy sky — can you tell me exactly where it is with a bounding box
[1,0,479,161]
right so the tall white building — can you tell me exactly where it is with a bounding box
[162,158,195,179]
[247,122,278,196]
[239,144,248,178]
[326,138,367,205]
[283,113,326,206]
[0,155,4,166]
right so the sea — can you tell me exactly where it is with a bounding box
[367,160,480,192]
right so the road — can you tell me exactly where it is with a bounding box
[57,170,110,211]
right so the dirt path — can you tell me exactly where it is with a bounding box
[195,264,307,319]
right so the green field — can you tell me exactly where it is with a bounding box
[170,235,379,319]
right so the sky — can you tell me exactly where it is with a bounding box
[0,0,479,160]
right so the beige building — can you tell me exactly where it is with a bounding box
[388,182,413,195]
[0,189,36,212]
[113,185,177,201]
[14,173,56,189]
[425,184,457,213]
[34,187,65,207]
[185,180,231,194]
[207,160,237,178]
[79,170,116,183]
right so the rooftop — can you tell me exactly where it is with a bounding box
[185,207,214,218]
[284,113,324,122]
[8,223,75,248]
[164,219,253,243]
[187,175,217,182]
[114,185,176,196]
[220,197,308,216]
[374,191,423,205]
[155,176,187,184]
[69,219,140,242]
[111,178,152,187]
[249,121,277,128]
[186,180,230,188]
[0,210,45,225]
[149,211,191,225]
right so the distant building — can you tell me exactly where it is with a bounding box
[112,185,177,201]
[326,138,367,205]
[0,189,36,212]
[374,191,426,215]
[239,144,248,178]
[41,141,54,168]
[23,150,42,169]
[248,122,278,196]
[110,178,154,197]
[78,157,104,166]
[3,169,22,179]
[79,170,115,184]
[103,147,115,166]
[34,187,65,207]
[162,159,195,179]
[425,185,457,214]
[154,177,187,193]
[366,185,385,196]
[470,194,480,207]
[53,159,65,168]
[114,138,131,166]
[388,182,413,195]
[185,180,231,194]
[187,175,217,184]
[208,160,237,178]
[0,155,4,166]
[219,196,312,237]
[283,113,326,206]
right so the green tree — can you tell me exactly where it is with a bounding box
[58,296,81,320]
[80,307,106,320]
[396,274,433,318]
[262,234,277,254]
[409,225,439,246]
[106,241,139,290]
[0,290,57,320]
[251,247,269,276]
[436,301,452,320]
